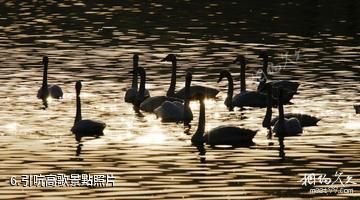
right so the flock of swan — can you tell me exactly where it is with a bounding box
[37,53,359,157]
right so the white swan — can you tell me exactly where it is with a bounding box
[272,88,303,137]
[231,55,269,108]
[71,81,106,142]
[154,72,193,122]
[124,54,150,103]
[257,51,299,102]
[161,54,219,99]
[191,93,257,146]
[37,56,63,99]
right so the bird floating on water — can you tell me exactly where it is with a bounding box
[124,54,150,103]
[191,93,257,147]
[37,56,63,100]
[71,81,106,142]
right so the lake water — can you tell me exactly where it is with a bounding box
[0,1,359,199]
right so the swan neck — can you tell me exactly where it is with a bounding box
[278,91,284,121]
[75,93,82,125]
[42,63,48,87]
[131,59,138,88]
[226,73,234,109]
[167,60,176,97]
[138,69,146,101]
[262,57,268,77]
[263,89,273,127]
[184,74,191,124]
[195,99,206,136]
[240,61,246,92]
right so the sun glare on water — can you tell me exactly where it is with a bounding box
[135,126,167,144]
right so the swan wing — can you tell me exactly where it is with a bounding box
[273,118,302,137]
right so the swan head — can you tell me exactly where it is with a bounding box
[185,71,192,82]
[75,81,82,95]
[233,55,245,65]
[43,56,49,66]
[258,51,269,59]
[217,70,230,83]
[161,54,176,62]
[133,54,139,65]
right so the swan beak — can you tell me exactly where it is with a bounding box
[217,77,223,83]
[161,58,167,62]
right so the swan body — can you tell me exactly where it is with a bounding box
[205,125,256,146]
[124,54,150,103]
[191,93,257,146]
[232,91,268,108]
[154,101,193,122]
[161,54,219,99]
[71,81,106,142]
[273,118,302,137]
[153,72,193,122]
[71,120,106,141]
[37,56,63,99]
[270,113,320,127]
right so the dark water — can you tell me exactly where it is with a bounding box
[0,1,359,199]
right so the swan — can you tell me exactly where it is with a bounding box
[154,72,193,122]
[71,81,106,142]
[355,105,360,114]
[257,52,300,95]
[139,55,184,112]
[191,93,257,146]
[130,66,147,108]
[124,54,150,103]
[272,88,303,137]
[37,56,63,99]
[231,55,270,108]
[161,54,219,99]
[217,70,235,111]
